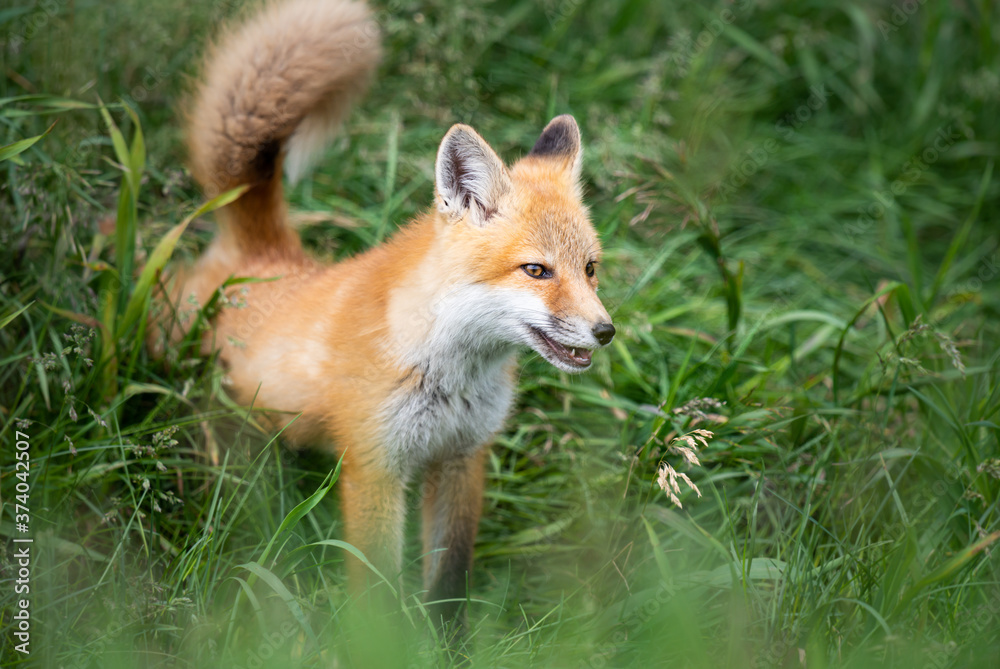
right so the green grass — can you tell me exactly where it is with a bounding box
[2,0,999,667]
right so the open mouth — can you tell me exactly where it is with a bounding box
[529,327,593,369]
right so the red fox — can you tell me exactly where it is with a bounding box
[161,0,615,633]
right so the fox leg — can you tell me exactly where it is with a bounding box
[421,446,487,637]
[336,450,412,666]
[339,452,407,602]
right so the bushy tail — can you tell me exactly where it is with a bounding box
[186,0,380,257]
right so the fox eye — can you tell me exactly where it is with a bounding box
[522,264,551,279]
[585,261,596,277]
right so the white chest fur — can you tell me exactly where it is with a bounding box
[380,350,514,476]
[380,282,524,477]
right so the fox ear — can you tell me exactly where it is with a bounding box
[435,124,511,226]
[529,115,582,182]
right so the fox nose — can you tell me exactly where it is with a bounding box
[592,322,616,346]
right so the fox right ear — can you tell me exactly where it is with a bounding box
[529,114,583,183]
[435,125,511,227]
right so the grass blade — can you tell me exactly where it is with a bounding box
[116,185,249,339]
[0,121,55,162]
[0,302,33,330]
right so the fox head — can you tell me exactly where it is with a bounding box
[431,115,615,373]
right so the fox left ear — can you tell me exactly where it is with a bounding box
[529,114,583,182]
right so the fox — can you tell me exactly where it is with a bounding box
[160,0,615,636]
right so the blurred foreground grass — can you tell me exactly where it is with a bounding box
[1,0,998,667]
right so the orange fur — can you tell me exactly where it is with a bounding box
[158,0,615,637]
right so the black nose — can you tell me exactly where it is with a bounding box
[592,322,616,346]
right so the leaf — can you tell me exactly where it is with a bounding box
[504,516,575,547]
[101,101,139,296]
[122,382,196,408]
[641,516,672,584]
[896,531,1000,614]
[0,122,56,162]
[763,310,847,330]
[683,558,787,589]
[0,302,33,330]
[303,540,398,596]
[39,302,106,333]
[98,271,119,398]
[927,161,993,306]
[114,181,136,286]
[116,185,249,339]
[257,464,339,568]
[0,95,95,110]
[234,561,319,650]
[99,103,131,174]
[831,281,904,402]
[126,106,146,195]
[720,23,788,74]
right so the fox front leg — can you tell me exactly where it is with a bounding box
[339,453,407,603]
[337,451,414,667]
[421,447,486,639]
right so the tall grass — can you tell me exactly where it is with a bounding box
[2,0,998,667]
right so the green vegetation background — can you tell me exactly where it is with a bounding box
[1,0,998,667]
